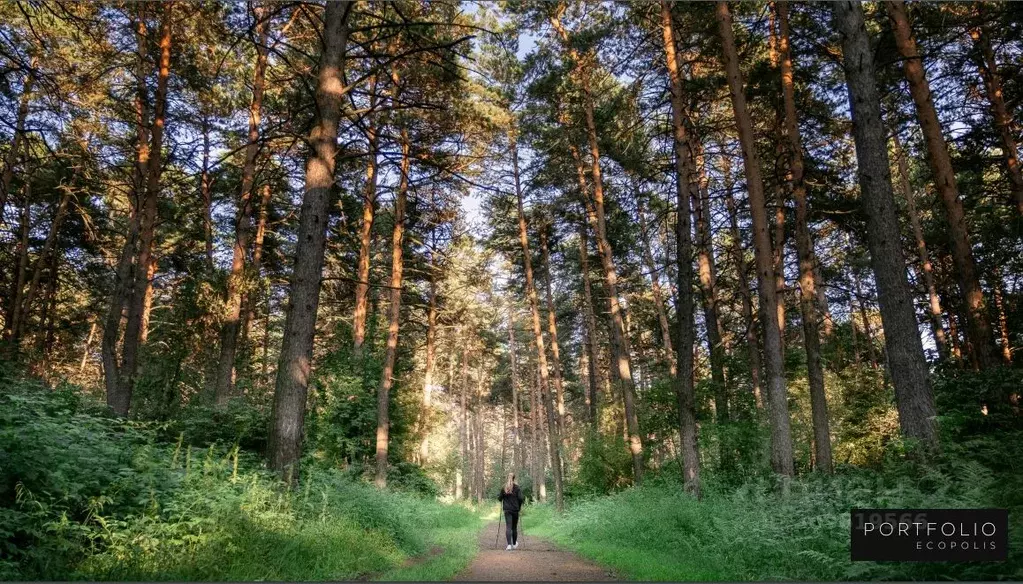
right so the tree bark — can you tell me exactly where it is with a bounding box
[835,0,938,447]
[892,129,948,359]
[716,0,794,476]
[690,138,729,417]
[508,304,523,473]
[722,154,763,408]
[104,8,149,413]
[375,127,410,488]
[551,6,643,483]
[353,73,380,355]
[637,195,675,374]
[885,0,998,369]
[776,0,832,472]
[569,150,603,427]
[216,2,271,404]
[419,241,438,462]
[511,128,563,509]
[12,192,70,344]
[659,0,700,496]
[991,266,1012,364]
[268,0,351,480]
[969,10,1023,216]
[242,182,273,346]
[540,228,567,436]
[117,3,173,416]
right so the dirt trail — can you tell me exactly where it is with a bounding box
[454,520,614,582]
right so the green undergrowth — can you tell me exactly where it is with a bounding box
[0,379,480,581]
[523,464,1023,581]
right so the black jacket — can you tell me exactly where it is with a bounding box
[498,484,524,513]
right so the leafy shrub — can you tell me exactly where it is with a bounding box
[0,379,477,580]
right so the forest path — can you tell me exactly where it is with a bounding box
[453,520,615,581]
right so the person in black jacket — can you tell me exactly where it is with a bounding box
[498,473,524,550]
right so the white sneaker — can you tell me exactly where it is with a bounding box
[505,545,512,551]
[513,543,518,549]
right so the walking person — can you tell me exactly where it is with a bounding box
[498,473,524,551]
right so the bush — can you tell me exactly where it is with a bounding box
[0,379,477,580]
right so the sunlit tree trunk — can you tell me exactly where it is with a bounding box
[118,3,173,416]
[569,150,603,427]
[835,0,937,447]
[216,3,271,404]
[353,73,380,356]
[540,228,567,437]
[660,0,700,496]
[690,138,728,417]
[777,0,832,472]
[511,128,564,510]
[991,266,1012,364]
[269,0,352,480]
[4,189,30,342]
[886,0,998,370]
[716,0,794,476]
[242,183,273,347]
[508,304,523,473]
[969,10,1023,216]
[375,127,410,488]
[419,243,438,463]
[104,8,149,414]
[891,130,948,359]
[551,6,643,484]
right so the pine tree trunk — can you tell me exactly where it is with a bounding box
[551,7,643,483]
[892,130,948,359]
[118,3,173,416]
[5,190,30,342]
[577,222,600,427]
[540,228,567,437]
[353,74,380,355]
[12,192,70,344]
[374,128,409,488]
[420,244,438,462]
[777,0,832,472]
[835,0,938,447]
[969,11,1023,216]
[637,195,675,374]
[659,0,700,496]
[268,0,351,480]
[991,266,1013,364]
[690,138,729,417]
[216,4,270,404]
[717,0,794,476]
[722,155,764,408]
[508,304,523,473]
[242,183,272,346]
[511,129,564,510]
[885,0,998,369]
[569,150,603,427]
[104,9,149,414]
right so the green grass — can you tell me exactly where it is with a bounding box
[0,381,482,581]
[523,470,1023,581]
